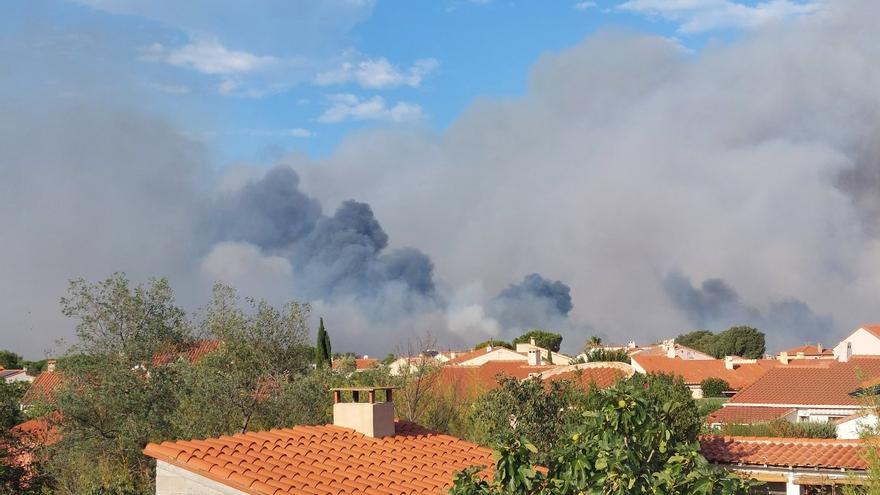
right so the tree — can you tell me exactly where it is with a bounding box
[451,377,753,495]
[394,334,441,422]
[513,330,562,352]
[468,377,590,464]
[700,378,730,398]
[0,349,22,369]
[585,335,602,350]
[676,327,765,359]
[584,348,630,364]
[473,339,513,350]
[315,317,331,367]
[714,326,764,359]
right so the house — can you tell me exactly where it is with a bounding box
[629,339,715,361]
[331,356,379,372]
[778,343,834,361]
[833,324,880,360]
[700,436,867,493]
[537,362,634,389]
[444,345,531,366]
[0,367,33,384]
[20,360,63,408]
[835,412,878,440]
[143,387,496,495]
[387,355,437,376]
[152,340,220,366]
[629,355,780,398]
[513,339,573,365]
[712,357,880,425]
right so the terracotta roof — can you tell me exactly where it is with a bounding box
[21,371,65,406]
[11,414,61,447]
[541,364,631,390]
[728,358,880,406]
[631,356,777,389]
[706,406,795,424]
[436,361,554,399]
[781,344,832,356]
[153,339,220,366]
[144,421,495,495]
[700,436,867,470]
[332,358,380,371]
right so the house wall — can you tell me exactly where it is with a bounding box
[156,461,248,495]
[795,407,861,423]
[4,372,34,384]
[836,414,878,440]
[834,328,880,359]
[459,348,527,366]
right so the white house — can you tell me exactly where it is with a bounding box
[833,325,880,360]
[0,368,33,384]
[835,413,878,440]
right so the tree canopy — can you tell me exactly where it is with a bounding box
[513,330,562,352]
[676,326,765,359]
[584,348,630,364]
[451,375,753,495]
[473,339,513,350]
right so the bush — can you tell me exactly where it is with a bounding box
[584,348,630,364]
[472,339,512,350]
[701,377,731,398]
[719,419,836,439]
[697,398,727,418]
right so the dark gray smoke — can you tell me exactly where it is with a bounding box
[663,270,832,351]
[490,273,573,333]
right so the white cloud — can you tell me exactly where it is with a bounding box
[141,39,277,75]
[618,0,820,33]
[288,128,314,138]
[314,57,439,89]
[317,94,423,123]
[574,1,597,10]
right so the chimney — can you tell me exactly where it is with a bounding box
[627,340,636,349]
[47,359,56,373]
[530,338,536,346]
[724,356,735,370]
[817,343,823,354]
[777,352,789,365]
[840,342,852,363]
[527,349,542,366]
[485,345,493,352]
[331,387,397,438]
[664,339,676,358]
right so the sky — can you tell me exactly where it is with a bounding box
[5,0,878,359]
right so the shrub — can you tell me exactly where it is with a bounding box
[584,348,630,364]
[701,377,731,398]
[719,419,836,439]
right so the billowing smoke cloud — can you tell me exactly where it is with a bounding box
[663,271,832,351]
[5,0,880,358]
[490,274,573,333]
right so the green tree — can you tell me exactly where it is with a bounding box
[700,378,730,398]
[713,326,765,359]
[512,330,562,352]
[451,377,753,495]
[584,348,630,364]
[473,339,513,350]
[468,377,590,464]
[0,349,22,369]
[315,317,332,367]
[676,327,765,359]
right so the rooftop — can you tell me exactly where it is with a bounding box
[630,355,778,389]
[143,421,495,495]
[699,436,867,471]
[21,370,64,406]
[706,406,795,425]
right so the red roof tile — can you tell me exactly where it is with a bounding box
[700,436,867,470]
[436,361,554,399]
[21,371,65,406]
[706,406,795,424]
[153,339,220,366]
[782,344,832,357]
[541,364,630,390]
[860,325,880,339]
[728,358,880,406]
[144,421,496,495]
[332,358,380,371]
[631,356,778,389]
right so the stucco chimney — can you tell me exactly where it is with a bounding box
[527,349,542,366]
[331,387,397,438]
[664,339,676,358]
[817,343,823,354]
[840,342,852,363]
[530,338,536,346]
[777,352,789,365]
[724,356,735,370]
[46,359,56,373]
[485,345,493,352]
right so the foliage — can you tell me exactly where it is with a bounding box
[584,348,631,364]
[586,335,603,348]
[676,327,765,359]
[381,353,396,365]
[315,317,331,367]
[473,340,513,350]
[700,378,730,398]
[468,377,590,464]
[0,382,43,494]
[697,398,727,418]
[628,373,703,444]
[451,377,754,495]
[512,331,562,353]
[0,349,22,369]
[718,419,836,439]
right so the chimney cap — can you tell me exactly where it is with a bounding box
[330,386,400,393]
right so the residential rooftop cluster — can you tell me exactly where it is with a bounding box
[8,325,880,494]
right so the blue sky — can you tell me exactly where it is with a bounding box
[2,0,818,165]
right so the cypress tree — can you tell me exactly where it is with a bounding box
[315,318,331,367]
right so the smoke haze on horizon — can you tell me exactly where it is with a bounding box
[3,1,880,358]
